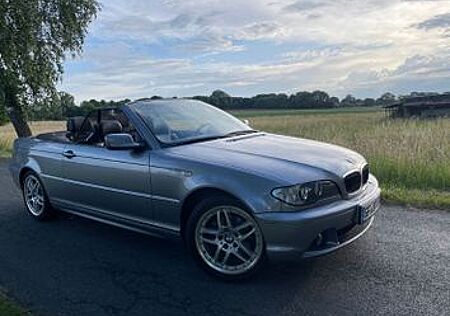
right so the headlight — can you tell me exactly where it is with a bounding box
[271,181,341,206]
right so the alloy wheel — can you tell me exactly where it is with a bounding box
[195,206,263,275]
[24,175,45,216]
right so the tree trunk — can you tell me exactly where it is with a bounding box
[4,89,32,137]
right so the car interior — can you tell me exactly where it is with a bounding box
[66,109,142,146]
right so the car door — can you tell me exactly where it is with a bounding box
[59,110,152,222]
[60,144,151,222]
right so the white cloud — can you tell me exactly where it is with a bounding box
[60,0,450,101]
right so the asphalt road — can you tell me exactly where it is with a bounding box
[0,160,449,316]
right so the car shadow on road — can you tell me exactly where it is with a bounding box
[41,211,319,310]
[54,210,318,284]
[1,194,335,316]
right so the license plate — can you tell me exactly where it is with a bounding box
[357,198,380,224]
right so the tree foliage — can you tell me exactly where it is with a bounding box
[0,0,100,136]
[194,90,385,110]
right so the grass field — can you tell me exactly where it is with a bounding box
[0,121,65,157]
[230,106,383,117]
[0,108,449,209]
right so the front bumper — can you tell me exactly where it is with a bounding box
[255,174,381,260]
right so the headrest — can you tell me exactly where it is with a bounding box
[66,116,86,140]
[67,117,85,133]
[100,120,123,137]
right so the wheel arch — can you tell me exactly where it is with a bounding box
[19,166,38,188]
[18,156,44,188]
[179,186,252,238]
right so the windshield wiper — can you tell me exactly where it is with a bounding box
[223,130,259,138]
[173,135,226,146]
[173,130,259,146]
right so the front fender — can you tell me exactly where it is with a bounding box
[180,168,281,214]
[149,151,285,230]
[9,139,43,188]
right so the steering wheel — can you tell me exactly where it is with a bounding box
[168,127,180,141]
[195,123,213,135]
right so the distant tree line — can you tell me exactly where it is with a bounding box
[0,89,446,126]
[193,90,394,110]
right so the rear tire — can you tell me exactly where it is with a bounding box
[185,195,266,281]
[21,171,55,221]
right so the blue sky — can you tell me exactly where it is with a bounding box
[60,0,450,102]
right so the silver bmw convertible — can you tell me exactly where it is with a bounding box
[9,99,380,279]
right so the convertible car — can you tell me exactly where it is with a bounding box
[9,99,380,279]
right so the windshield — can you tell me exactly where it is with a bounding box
[133,99,253,144]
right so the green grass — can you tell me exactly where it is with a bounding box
[0,294,27,316]
[0,140,10,158]
[382,186,450,210]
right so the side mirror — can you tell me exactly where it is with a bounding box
[242,119,250,126]
[104,133,145,150]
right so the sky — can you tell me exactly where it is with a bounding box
[59,0,450,102]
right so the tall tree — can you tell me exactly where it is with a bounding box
[341,94,356,107]
[0,98,7,125]
[0,0,100,137]
[377,92,396,105]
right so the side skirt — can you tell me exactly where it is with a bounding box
[53,202,181,241]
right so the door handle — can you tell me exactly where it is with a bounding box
[63,150,76,159]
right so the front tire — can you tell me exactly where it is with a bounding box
[22,171,54,221]
[186,196,266,280]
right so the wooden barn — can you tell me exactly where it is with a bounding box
[384,94,450,118]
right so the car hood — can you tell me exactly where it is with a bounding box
[168,133,366,184]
